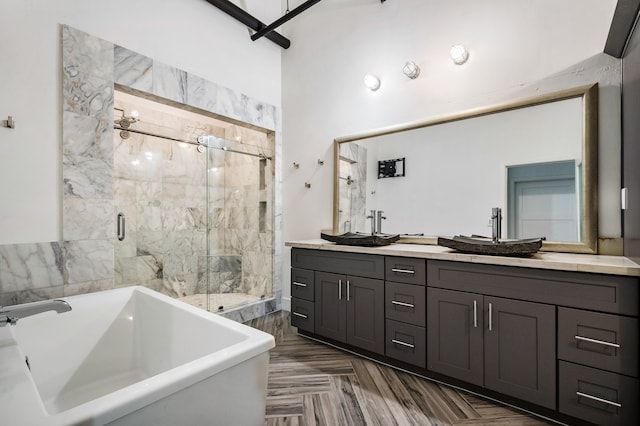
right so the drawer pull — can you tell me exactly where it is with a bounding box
[391,300,415,308]
[391,339,415,348]
[391,268,415,274]
[574,335,620,348]
[292,281,308,287]
[576,391,622,408]
[292,312,308,319]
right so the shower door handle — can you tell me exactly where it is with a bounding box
[117,213,126,241]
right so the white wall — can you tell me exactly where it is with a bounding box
[280,0,620,309]
[0,0,282,244]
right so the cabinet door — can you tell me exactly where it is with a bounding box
[314,271,346,342]
[427,288,484,386]
[346,276,385,355]
[484,296,556,409]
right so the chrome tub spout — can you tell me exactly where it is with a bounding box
[0,299,71,327]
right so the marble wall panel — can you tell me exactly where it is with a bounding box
[114,46,153,92]
[152,61,188,104]
[64,239,114,284]
[0,242,64,293]
[63,198,114,240]
[187,74,218,113]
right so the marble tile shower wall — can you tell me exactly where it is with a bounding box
[338,143,367,234]
[0,25,282,322]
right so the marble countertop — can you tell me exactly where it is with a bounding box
[285,239,640,277]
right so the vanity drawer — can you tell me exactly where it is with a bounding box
[291,298,315,333]
[558,307,638,377]
[291,267,315,301]
[385,257,426,285]
[427,260,639,315]
[559,361,639,426]
[385,319,426,368]
[292,248,384,279]
[385,282,425,327]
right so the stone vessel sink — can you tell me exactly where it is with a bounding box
[321,232,400,247]
[437,235,544,256]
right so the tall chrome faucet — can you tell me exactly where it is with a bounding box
[376,210,387,235]
[366,210,377,235]
[0,299,72,327]
[491,207,502,243]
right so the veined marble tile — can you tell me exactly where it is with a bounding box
[136,230,164,257]
[61,25,114,81]
[114,46,153,92]
[0,285,64,306]
[64,278,113,297]
[63,198,114,240]
[241,94,276,131]
[152,60,187,104]
[0,242,64,293]
[137,255,162,282]
[225,229,261,252]
[137,205,162,232]
[216,86,244,122]
[187,73,218,112]
[64,239,114,284]
[63,72,114,119]
[63,156,113,198]
[63,111,113,160]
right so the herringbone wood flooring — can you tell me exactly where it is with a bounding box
[247,311,554,426]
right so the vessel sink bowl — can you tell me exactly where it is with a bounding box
[437,235,544,256]
[320,232,400,246]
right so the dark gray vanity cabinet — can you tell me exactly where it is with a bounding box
[291,248,386,355]
[315,271,385,355]
[427,287,556,409]
[290,247,640,425]
[384,257,427,368]
[290,267,315,332]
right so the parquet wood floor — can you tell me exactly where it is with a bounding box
[247,311,555,426]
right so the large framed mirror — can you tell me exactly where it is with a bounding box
[333,84,598,253]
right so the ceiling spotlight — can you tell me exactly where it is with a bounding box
[363,74,381,91]
[402,61,421,79]
[450,44,469,65]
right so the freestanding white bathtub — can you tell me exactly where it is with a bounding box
[0,286,275,425]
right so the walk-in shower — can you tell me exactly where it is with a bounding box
[113,90,274,313]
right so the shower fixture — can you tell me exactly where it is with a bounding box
[114,108,139,129]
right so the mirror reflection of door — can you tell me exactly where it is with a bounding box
[507,160,579,242]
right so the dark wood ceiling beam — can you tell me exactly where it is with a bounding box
[204,0,291,49]
[605,0,640,58]
[251,0,322,42]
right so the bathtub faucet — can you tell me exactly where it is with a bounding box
[0,299,72,327]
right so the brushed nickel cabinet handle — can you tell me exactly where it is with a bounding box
[391,339,415,348]
[292,312,308,319]
[347,280,350,301]
[292,281,307,287]
[576,391,622,408]
[391,300,415,308]
[391,268,415,274]
[574,335,620,348]
[339,279,342,300]
[488,303,493,331]
[473,300,477,328]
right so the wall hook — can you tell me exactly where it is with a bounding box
[2,116,15,129]
[293,162,300,169]
[317,159,324,165]
[305,182,311,188]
